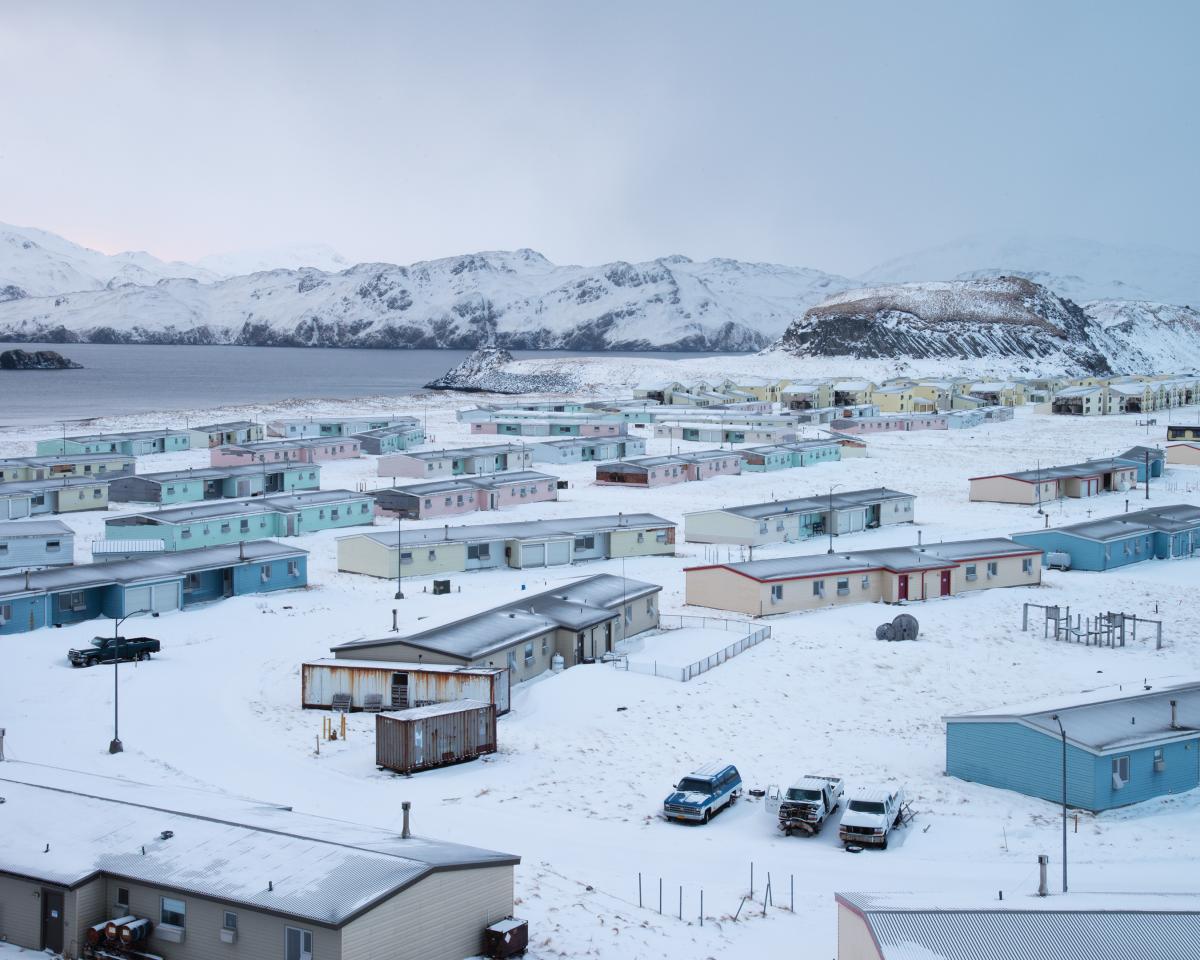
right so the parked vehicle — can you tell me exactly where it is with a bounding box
[663,762,742,823]
[68,636,160,668]
[838,788,907,849]
[764,775,844,836]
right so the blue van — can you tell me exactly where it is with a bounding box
[663,761,742,823]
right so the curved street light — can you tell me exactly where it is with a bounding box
[108,608,153,754]
[1051,713,1068,892]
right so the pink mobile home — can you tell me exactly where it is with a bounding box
[471,418,627,437]
[830,414,948,434]
[595,450,741,487]
[212,438,362,466]
[374,471,560,520]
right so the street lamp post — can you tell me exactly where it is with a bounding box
[395,509,404,600]
[827,483,842,554]
[1051,713,1068,892]
[109,608,152,754]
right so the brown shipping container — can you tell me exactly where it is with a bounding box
[376,699,498,774]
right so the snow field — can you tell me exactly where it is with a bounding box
[3,392,1200,957]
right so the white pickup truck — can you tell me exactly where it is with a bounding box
[838,787,907,849]
[764,775,845,836]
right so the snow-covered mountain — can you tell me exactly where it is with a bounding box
[0,222,219,300]
[0,249,853,352]
[774,277,1165,375]
[1086,300,1200,374]
[195,244,350,277]
[861,234,1200,307]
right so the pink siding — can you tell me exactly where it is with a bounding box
[377,454,434,478]
[580,423,626,436]
[491,479,559,506]
[471,423,499,434]
[683,458,742,480]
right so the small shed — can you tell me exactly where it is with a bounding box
[376,699,497,774]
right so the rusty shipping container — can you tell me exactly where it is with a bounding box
[302,658,510,714]
[376,699,498,774]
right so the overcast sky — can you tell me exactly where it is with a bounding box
[1,1,1196,275]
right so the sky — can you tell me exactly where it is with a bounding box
[0,1,1197,275]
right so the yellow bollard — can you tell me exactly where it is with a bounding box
[341,713,347,740]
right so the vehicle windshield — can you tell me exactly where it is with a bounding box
[676,778,712,794]
[848,800,886,814]
[786,788,821,802]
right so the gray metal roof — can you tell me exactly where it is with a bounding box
[114,490,368,525]
[973,459,1136,484]
[1014,504,1200,542]
[126,463,313,484]
[0,476,109,496]
[191,420,259,432]
[1118,445,1166,462]
[838,892,1200,959]
[0,540,308,598]
[703,488,914,521]
[333,574,661,661]
[0,765,517,928]
[341,513,673,548]
[0,519,74,538]
[384,472,558,497]
[947,680,1200,755]
[392,443,527,462]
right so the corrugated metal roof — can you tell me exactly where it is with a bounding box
[115,489,368,524]
[92,539,166,554]
[342,513,672,547]
[0,766,516,928]
[0,519,74,538]
[381,699,489,720]
[839,893,1200,960]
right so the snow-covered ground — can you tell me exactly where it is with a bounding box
[3,391,1200,958]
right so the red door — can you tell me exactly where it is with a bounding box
[940,570,951,596]
[897,575,908,600]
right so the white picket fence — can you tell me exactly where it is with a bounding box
[614,616,771,682]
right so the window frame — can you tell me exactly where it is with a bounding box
[160,896,187,928]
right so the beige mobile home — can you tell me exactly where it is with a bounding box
[1168,442,1200,466]
[969,460,1137,505]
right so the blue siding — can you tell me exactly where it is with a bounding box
[231,555,307,594]
[1012,530,1155,572]
[48,587,108,626]
[0,596,47,634]
[182,568,226,605]
[946,721,1095,808]
[1090,739,1199,809]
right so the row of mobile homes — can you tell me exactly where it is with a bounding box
[0,540,308,634]
[0,477,109,518]
[0,765,519,960]
[791,403,880,424]
[1168,424,1200,441]
[0,520,74,569]
[458,406,619,424]
[303,659,510,713]
[378,443,532,479]
[945,680,1200,811]
[331,573,662,682]
[109,463,320,504]
[1012,504,1200,570]
[527,436,647,464]
[1169,442,1200,466]
[105,490,375,550]
[471,417,627,438]
[36,428,193,457]
[269,415,417,438]
[373,472,559,520]
[595,451,742,487]
[652,421,798,444]
[337,513,675,579]
[212,437,361,466]
[684,538,1040,616]
[353,421,426,454]
[830,413,952,434]
[684,489,915,546]
[0,453,135,483]
[739,439,841,471]
[186,420,265,447]
[969,459,1138,504]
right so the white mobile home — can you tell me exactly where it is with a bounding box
[684,488,915,545]
[0,519,74,569]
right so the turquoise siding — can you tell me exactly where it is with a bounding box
[947,721,1095,808]
[948,720,1200,811]
[1116,456,1164,482]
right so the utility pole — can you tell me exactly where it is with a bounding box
[1052,714,1068,892]
[109,609,152,754]
[1145,450,1151,500]
[827,484,841,554]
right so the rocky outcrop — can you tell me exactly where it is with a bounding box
[424,347,579,394]
[0,348,83,370]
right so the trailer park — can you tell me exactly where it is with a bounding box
[3,378,1200,959]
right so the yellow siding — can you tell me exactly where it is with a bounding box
[338,537,467,578]
[837,905,884,960]
[610,528,675,557]
[968,476,1041,504]
[0,873,46,951]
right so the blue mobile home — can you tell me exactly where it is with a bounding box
[109,464,320,504]
[353,422,427,455]
[1114,445,1166,482]
[0,541,308,634]
[739,440,842,472]
[36,429,192,457]
[946,682,1200,811]
[1012,504,1200,571]
[527,437,647,464]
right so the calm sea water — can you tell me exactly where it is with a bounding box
[0,343,723,427]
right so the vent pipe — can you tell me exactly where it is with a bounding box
[1037,855,1049,896]
[917,530,922,546]
[401,801,412,839]
[1171,699,1179,730]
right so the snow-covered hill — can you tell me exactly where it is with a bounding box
[0,222,219,300]
[774,277,1167,375]
[0,249,853,352]
[861,233,1200,307]
[1086,300,1200,373]
[195,243,350,277]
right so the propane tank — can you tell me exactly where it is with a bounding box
[86,922,109,945]
[120,918,152,945]
[551,653,564,673]
[104,916,136,941]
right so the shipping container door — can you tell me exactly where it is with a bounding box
[547,540,570,565]
[523,543,546,567]
[496,670,510,713]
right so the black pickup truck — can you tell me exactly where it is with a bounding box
[68,636,161,667]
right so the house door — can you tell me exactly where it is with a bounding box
[940,570,951,596]
[488,493,497,510]
[897,575,909,601]
[286,514,298,536]
[391,673,408,709]
[236,479,251,497]
[222,568,234,597]
[604,621,612,652]
[41,889,64,954]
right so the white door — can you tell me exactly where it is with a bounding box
[150,582,180,611]
[523,543,546,567]
[547,540,571,565]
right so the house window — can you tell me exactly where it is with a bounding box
[1022,558,1033,574]
[574,535,595,552]
[160,896,186,928]
[813,580,825,597]
[507,650,517,671]
[861,575,871,590]
[776,520,785,532]
[116,887,129,908]
[837,578,850,596]
[166,486,176,495]
[965,564,977,581]
[0,603,11,622]
[46,540,61,552]
[260,564,272,582]
[524,642,535,664]
[542,637,548,656]
[1112,755,1130,789]
[360,503,369,513]
[427,550,436,561]
[656,530,668,543]
[646,597,655,614]
[986,561,998,578]
[285,927,313,960]
[1154,747,1165,770]
[60,591,86,612]
[221,523,231,533]
[759,521,768,534]
[223,912,238,932]
[240,519,250,533]
[184,573,200,593]
[308,472,316,480]
[319,509,326,520]
[180,528,192,540]
[287,560,299,577]
[400,551,413,565]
